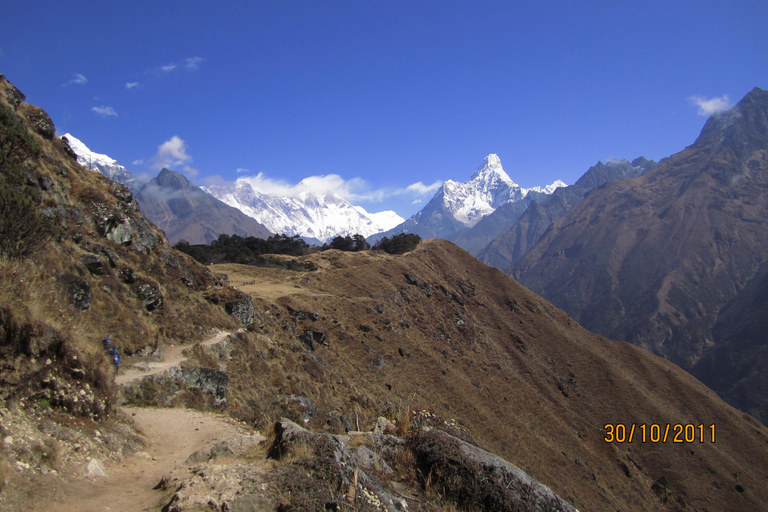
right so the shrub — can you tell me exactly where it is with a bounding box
[373,233,421,254]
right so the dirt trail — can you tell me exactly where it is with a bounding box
[42,407,256,512]
[115,330,231,385]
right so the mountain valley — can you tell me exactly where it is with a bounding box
[3,74,768,512]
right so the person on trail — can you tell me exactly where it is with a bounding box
[102,336,119,374]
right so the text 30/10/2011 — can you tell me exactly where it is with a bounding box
[604,424,715,443]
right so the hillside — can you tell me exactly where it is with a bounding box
[0,74,250,507]
[512,87,768,423]
[166,239,768,512]
[478,157,656,269]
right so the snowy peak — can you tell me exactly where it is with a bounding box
[62,133,137,189]
[470,154,513,184]
[62,133,117,167]
[440,154,536,227]
[203,178,404,242]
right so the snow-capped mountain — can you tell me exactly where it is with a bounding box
[372,154,565,242]
[441,154,565,227]
[203,179,404,243]
[62,133,138,190]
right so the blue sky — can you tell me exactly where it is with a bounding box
[3,1,766,218]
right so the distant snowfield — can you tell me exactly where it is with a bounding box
[203,180,404,242]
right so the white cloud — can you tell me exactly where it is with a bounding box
[236,168,250,173]
[91,106,118,117]
[182,165,199,178]
[689,94,732,116]
[403,180,443,195]
[151,136,192,171]
[126,82,140,89]
[412,199,423,205]
[232,173,442,204]
[64,73,88,86]
[185,57,203,71]
[132,159,144,165]
[149,57,204,76]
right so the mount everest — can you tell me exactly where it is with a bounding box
[202,179,404,244]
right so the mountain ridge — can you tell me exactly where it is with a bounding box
[372,154,565,243]
[203,178,403,243]
[511,86,768,422]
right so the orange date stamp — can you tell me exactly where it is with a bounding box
[604,423,715,443]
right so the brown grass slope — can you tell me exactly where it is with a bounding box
[214,239,768,512]
[512,88,768,406]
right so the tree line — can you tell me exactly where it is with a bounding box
[175,232,422,267]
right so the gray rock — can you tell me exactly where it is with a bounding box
[186,434,264,463]
[298,329,327,350]
[374,417,395,435]
[60,274,91,311]
[67,206,84,226]
[225,294,254,328]
[118,267,137,284]
[22,105,55,139]
[80,254,106,276]
[106,180,133,204]
[84,458,108,477]
[408,428,578,512]
[92,244,119,267]
[135,281,162,311]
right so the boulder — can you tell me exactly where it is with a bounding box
[225,293,254,328]
[80,254,106,276]
[84,458,108,478]
[407,428,578,512]
[134,281,162,311]
[60,274,91,311]
[19,104,55,139]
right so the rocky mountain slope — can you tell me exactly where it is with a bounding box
[124,239,768,511]
[512,87,768,422]
[0,74,252,508]
[203,179,403,244]
[4,73,768,512]
[63,136,273,245]
[135,168,272,244]
[478,157,657,269]
[372,154,565,244]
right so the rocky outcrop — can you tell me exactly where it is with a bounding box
[80,254,106,276]
[224,293,254,328]
[159,418,576,512]
[119,366,228,409]
[134,280,162,311]
[18,104,54,139]
[408,428,577,512]
[59,273,92,311]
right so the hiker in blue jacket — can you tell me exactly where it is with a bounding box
[102,336,119,374]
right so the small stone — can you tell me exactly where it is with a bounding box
[84,458,108,477]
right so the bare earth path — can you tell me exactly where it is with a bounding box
[115,330,231,385]
[41,407,254,512]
